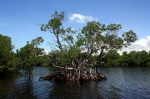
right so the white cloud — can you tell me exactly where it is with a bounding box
[42,49,49,55]
[119,36,150,54]
[134,38,148,49]
[69,14,98,23]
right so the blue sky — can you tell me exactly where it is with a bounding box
[0,0,150,52]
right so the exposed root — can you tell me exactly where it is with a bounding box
[39,73,107,82]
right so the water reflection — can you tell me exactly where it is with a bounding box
[48,81,102,99]
[0,67,150,99]
[98,67,150,99]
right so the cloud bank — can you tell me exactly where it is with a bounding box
[134,36,150,51]
[69,14,98,23]
[120,36,150,53]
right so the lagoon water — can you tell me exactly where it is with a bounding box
[0,67,150,99]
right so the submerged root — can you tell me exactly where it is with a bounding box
[39,73,66,81]
[39,73,107,82]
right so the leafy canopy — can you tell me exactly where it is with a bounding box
[41,11,137,69]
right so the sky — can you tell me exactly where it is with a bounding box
[0,0,150,53]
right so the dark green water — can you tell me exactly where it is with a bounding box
[0,67,150,99]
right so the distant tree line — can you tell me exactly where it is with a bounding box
[101,50,150,67]
[1,34,150,73]
[46,49,150,69]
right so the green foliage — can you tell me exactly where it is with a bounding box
[104,50,121,66]
[0,34,16,72]
[16,37,44,71]
[0,11,143,74]
[103,50,150,67]
[122,30,137,43]
[40,11,139,73]
[136,50,150,67]
[121,51,140,66]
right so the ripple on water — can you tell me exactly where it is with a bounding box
[1,67,150,98]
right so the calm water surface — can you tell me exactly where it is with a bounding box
[0,67,150,99]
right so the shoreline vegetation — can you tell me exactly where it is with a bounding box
[2,11,149,83]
